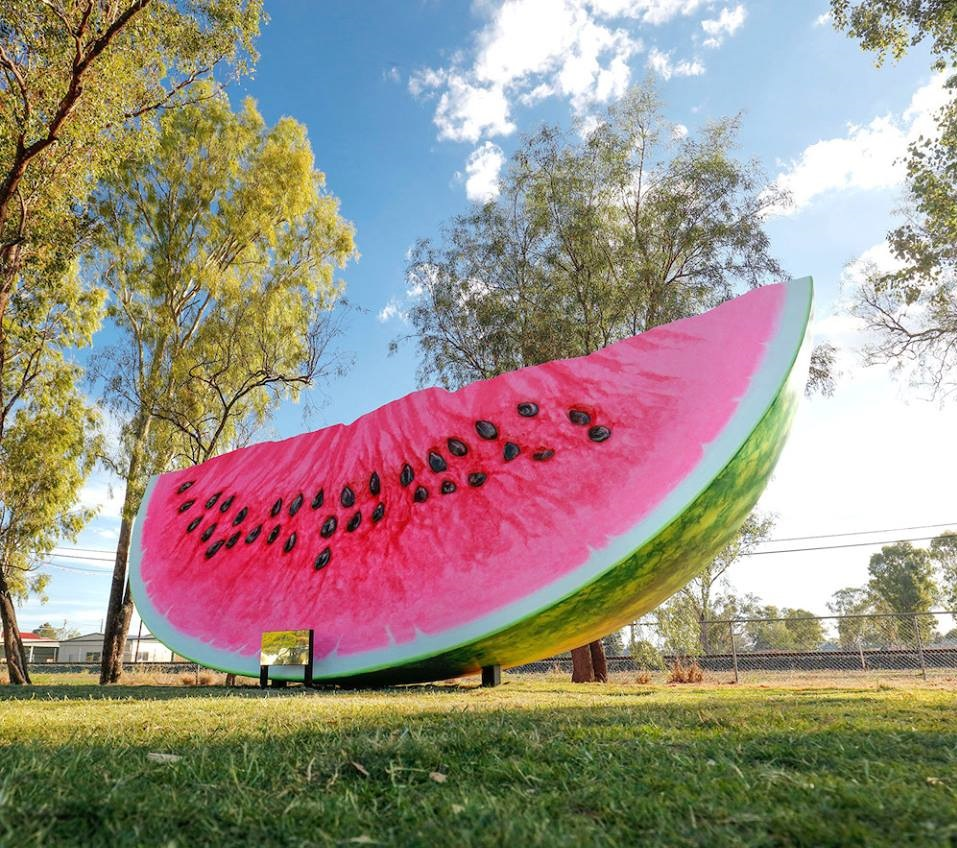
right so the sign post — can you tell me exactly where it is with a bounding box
[259,629,314,688]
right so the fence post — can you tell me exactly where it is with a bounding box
[728,620,739,685]
[912,614,928,681]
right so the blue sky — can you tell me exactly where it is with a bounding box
[22,0,957,633]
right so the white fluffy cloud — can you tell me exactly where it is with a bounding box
[411,0,647,144]
[434,74,515,142]
[813,11,832,27]
[410,0,717,198]
[701,5,746,48]
[770,74,950,215]
[377,300,403,323]
[463,141,506,202]
[596,0,705,25]
[78,479,121,521]
[646,47,705,80]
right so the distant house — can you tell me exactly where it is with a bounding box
[3,632,61,663]
[1,630,183,664]
[57,632,181,663]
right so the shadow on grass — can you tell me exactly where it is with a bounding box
[0,680,490,702]
[2,692,956,848]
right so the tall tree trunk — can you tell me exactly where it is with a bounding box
[0,569,31,684]
[100,418,151,684]
[571,644,595,682]
[589,639,608,683]
[99,512,137,684]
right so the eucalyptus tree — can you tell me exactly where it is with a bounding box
[90,89,356,683]
[655,513,775,657]
[0,376,99,683]
[867,542,939,641]
[929,531,957,610]
[0,0,261,681]
[832,1,957,398]
[403,84,788,680]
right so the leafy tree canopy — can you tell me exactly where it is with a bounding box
[832,1,957,398]
[89,87,356,683]
[929,530,957,609]
[402,84,788,389]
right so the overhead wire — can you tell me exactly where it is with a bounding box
[48,519,957,562]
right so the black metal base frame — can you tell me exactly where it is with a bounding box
[259,629,315,689]
[481,664,502,687]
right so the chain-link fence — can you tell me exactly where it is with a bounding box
[14,612,957,685]
[511,611,957,682]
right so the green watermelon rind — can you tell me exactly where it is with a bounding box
[129,278,813,684]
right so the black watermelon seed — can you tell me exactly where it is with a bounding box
[245,525,262,544]
[271,498,283,517]
[177,481,194,494]
[205,539,224,559]
[503,442,520,462]
[517,402,539,417]
[178,499,195,513]
[200,523,217,542]
[340,486,355,507]
[447,438,468,457]
[205,492,221,509]
[288,493,304,517]
[372,502,385,523]
[569,409,591,426]
[400,463,414,487]
[225,532,241,549]
[312,489,324,509]
[314,548,331,570]
[475,420,498,440]
[428,450,447,473]
[284,532,297,553]
[413,486,429,503]
[186,516,202,533]
[232,506,248,526]
[320,515,337,538]
[468,472,487,487]
[347,511,361,532]
[219,495,234,513]
[267,525,281,544]
[441,480,456,495]
[533,449,555,461]
[370,471,381,495]
[589,425,611,443]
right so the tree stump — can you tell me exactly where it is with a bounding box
[590,639,608,682]
[571,645,595,682]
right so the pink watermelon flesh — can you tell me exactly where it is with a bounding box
[134,283,795,675]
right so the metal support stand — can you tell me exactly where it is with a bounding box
[913,614,928,680]
[481,664,502,687]
[728,620,739,685]
[259,629,315,689]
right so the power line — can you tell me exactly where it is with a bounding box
[49,551,116,562]
[40,535,951,575]
[52,545,117,554]
[746,535,943,556]
[38,561,112,574]
[49,520,957,561]
[762,521,957,544]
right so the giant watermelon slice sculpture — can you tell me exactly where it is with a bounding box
[130,277,813,684]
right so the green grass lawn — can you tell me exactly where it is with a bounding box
[1,677,955,847]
